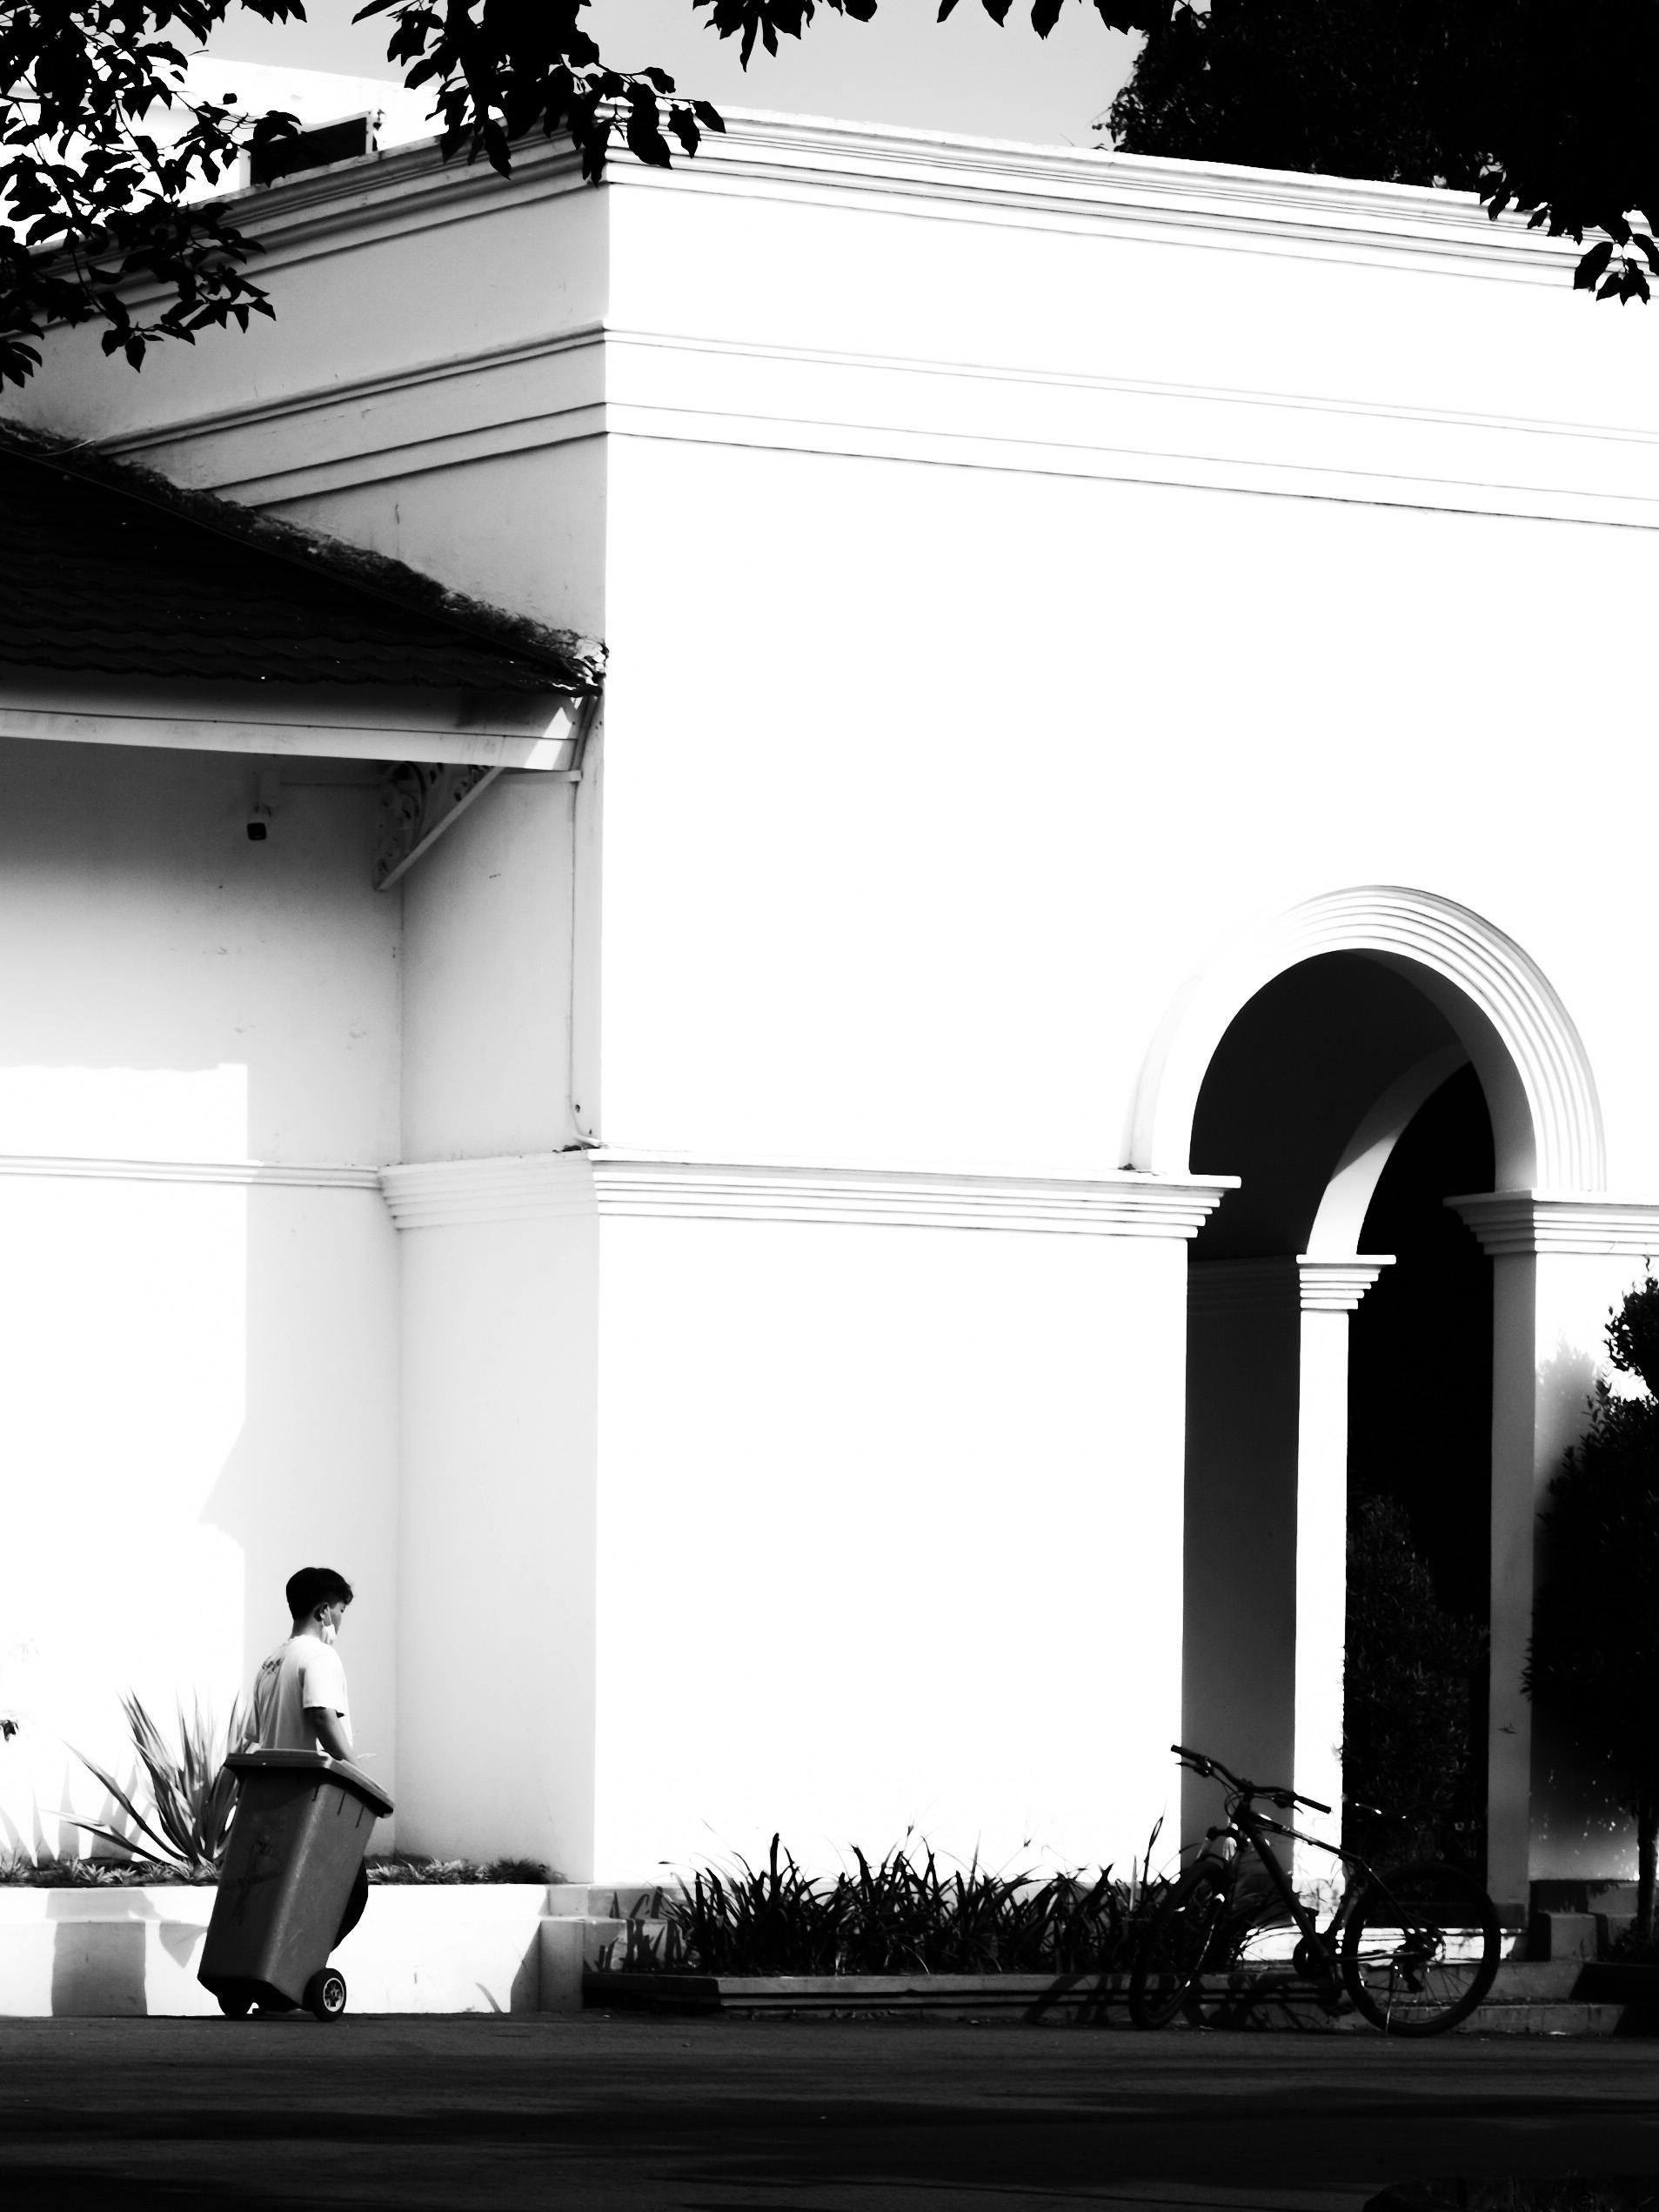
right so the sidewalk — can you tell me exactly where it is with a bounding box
[4,2014,1658,2211]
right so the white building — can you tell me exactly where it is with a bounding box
[4,110,1657,1919]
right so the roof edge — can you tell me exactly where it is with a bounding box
[0,416,604,694]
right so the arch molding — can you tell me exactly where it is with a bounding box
[1128,887,1604,1192]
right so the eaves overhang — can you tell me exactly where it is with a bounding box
[0,667,585,772]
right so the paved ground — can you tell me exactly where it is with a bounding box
[3,2014,1658,2212]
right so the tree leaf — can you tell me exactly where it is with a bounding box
[1575,238,1616,292]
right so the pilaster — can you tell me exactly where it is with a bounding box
[1291,1257,1392,1878]
[1451,1192,1659,1904]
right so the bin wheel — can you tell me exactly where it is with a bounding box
[217,1993,253,2019]
[304,1967,347,2021]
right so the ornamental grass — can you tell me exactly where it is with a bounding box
[604,1830,1165,1977]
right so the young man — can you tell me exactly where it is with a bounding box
[251,1566,356,1760]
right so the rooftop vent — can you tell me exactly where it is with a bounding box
[251,112,378,187]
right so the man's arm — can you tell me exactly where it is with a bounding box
[304,1706,353,1761]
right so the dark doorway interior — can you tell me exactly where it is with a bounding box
[1350,1065,1494,1626]
[1347,1064,1495,1860]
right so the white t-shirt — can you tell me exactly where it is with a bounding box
[251,1635,351,1753]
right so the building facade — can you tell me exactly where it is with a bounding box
[5,114,1658,1914]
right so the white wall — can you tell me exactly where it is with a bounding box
[591,1216,1187,1880]
[400,771,580,1161]
[0,739,401,1858]
[395,1209,597,1873]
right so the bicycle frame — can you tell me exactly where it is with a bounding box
[1177,1746,1384,1987]
[1197,1791,1379,1979]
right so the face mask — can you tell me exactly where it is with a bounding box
[319,1619,338,1646]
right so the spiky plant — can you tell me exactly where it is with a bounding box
[68,1693,253,1876]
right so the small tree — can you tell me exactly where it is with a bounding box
[1344,1491,1487,1864]
[1525,1275,1659,1941]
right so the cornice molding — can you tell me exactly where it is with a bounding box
[1297,1256,1395,1313]
[210,114,1578,294]
[1187,1259,1300,1317]
[0,1153,380,1191]
[379,1151,1236,1237]
[103,321,1659,546]
[1451,1192,1659,1258]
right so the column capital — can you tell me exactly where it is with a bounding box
[1187,1257,1300,1316]
[1450,1191,1659,1258]
[1296,1256,1394,1312]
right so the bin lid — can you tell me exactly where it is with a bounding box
[226,1748,395,1819]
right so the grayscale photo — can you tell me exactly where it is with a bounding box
[3,3,1658,2206]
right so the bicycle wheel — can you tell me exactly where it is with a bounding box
[1128,1862,1234,2028]
[1340,1861,1501,2036]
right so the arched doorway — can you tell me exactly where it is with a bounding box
[1134,888,1605,1907]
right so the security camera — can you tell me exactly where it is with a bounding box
[247,770,279,841]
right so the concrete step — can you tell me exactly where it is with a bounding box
[1482,1961,1585,2000]
[1464,2001,1628,2035]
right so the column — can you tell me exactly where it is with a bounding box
[1183,1259,1300,1853]
[1293,1256,1392,1888]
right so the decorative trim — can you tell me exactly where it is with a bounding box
[591,1156,1234,1236]
[0,1154,380,1191]
[1130,886,1605,1194]
[1450,1192,1659,1259]
[1187,1259,1299,1317]
[378,1151,1237,1238]
[379,1153,592,1230]
[197,116,1582,295]
[374,762,503,892]
[1297,1256,1394,1313]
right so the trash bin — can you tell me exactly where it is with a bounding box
[198,1750,394,2021]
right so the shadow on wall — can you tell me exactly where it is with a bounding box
[197,1181,400,1790]
[0,746,400,1832]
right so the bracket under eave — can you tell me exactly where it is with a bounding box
[372,692,597,892]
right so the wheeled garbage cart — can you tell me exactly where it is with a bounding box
[199,1750,394,2020]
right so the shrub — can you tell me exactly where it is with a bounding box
[1344,1492,1487,1864]
[365,1855,554,1885]
[598,1832,1164,1978]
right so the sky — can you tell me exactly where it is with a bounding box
[203,0,1143,150]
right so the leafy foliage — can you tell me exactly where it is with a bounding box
[2,0,1153,388]
[596,1830,1166,1976]
[1526,1286,1659,1936]
[1107,0,1659,305]
[1,1848,204,1886]
[1605,1271,1659,1396]
[1343,1491,1487,1865]
[0,1847,555,1886]
[365,1853,555,1884]
[7,0,1658,393]
[66,1692,253,1875]
[0,0,311,385]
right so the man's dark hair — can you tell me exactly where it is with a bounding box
[285,1565,354,1619]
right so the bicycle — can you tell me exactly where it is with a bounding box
[1127,1744,1502,2036]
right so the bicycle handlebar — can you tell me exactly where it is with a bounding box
[1168,1743,1331,1816]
